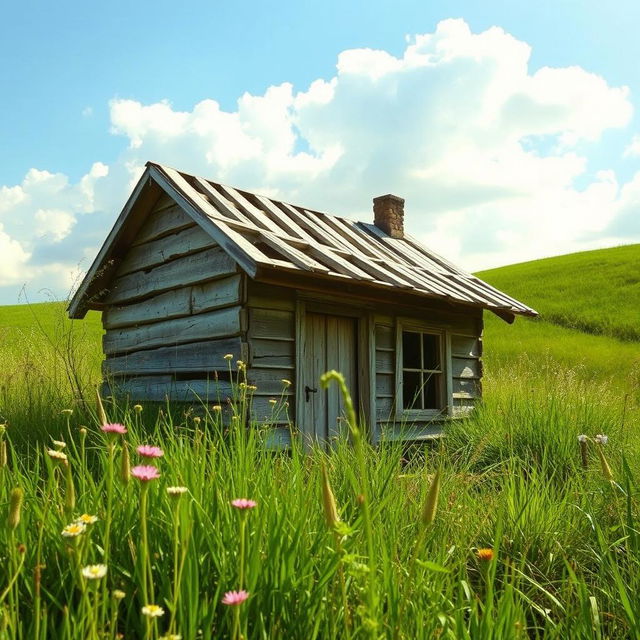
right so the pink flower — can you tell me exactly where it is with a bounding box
[131,465,161,482]
[231,498,257,510]
[101,423,127,434]
[222,590,249,606]
[137,445,164,458]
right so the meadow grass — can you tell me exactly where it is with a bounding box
[0,366,639,639]
[0,246,639,639]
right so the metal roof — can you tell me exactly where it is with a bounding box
[68,161,538,320]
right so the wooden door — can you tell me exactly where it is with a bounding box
[301,313,358,445]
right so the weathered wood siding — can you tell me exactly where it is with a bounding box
[102,197,243,406]
[373,306,483,442]
[245,281,295,447]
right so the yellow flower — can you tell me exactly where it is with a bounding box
[224,353,234,360]
[62,522,86,537]
[52,439,66,450]
[212,405,222,412]
[112,589,126,600]
[82,564,107,580]
[269,398,277,405]
[142,604,165,617]
[133,404,143,414]
[76,513,98,525]
[476,548,494,562]
[281,379,292,387]
[61,409,73,416]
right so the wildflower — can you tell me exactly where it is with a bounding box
[281,379,291,387]
[167,486,188,496]
[137,445,164,458]
[231,498,257,510]
[8,487,23,530]
[82,564,107,580]
[76,514,98,525]
[595,434,608,445]
[62,522,86,537]
[61,409,73,416]
[222,590,250,606]
[247,385,257,392]
[577,434,588,443]
[224,353,234,360]
[131,465,161,482]
[133,404,143,414]
[52,439,66,449]
[269,399,277,405]
[79,427,87,436]
[194,416,201,425]
[212,405,222,412]
[142,604,165,617]
[477,548,494,562]
[47,448,68,462]
[112,589,126,600]
[236,360,246,369]
[101,423,127,435]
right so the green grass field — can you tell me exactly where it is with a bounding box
[0,245,638,639]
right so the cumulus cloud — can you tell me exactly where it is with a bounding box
[0,18,638,303]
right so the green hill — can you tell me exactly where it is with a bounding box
[477,244,640,390]
[477,244,640,342]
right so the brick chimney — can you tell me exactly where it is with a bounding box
[373,194,405,238]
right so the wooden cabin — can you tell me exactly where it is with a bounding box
[68,162,537,446]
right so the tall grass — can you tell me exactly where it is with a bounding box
[0,294,639,638]
[0,361,639,638]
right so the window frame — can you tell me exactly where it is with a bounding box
[395,320,451,420]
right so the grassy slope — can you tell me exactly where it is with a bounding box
[478,244,640,341]
[477,244,640,391]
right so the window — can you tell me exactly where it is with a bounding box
[400,329,444,412]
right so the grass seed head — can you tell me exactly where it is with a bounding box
[96,387,108,426]
[320,461,340,531]
[120,444,131,484]
[421,469,441,527]
[8,487,23,530]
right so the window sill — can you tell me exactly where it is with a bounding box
[397,408,448,422]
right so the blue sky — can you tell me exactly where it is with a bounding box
[1,0,639,304]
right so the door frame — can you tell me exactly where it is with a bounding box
[295,296,373,444]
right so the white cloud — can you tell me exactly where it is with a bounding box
[624,134,640,157]
[0,18,638,302]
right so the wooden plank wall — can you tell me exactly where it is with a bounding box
[245,281,296,447]
[372,307,483,441]
[102,195,243,406]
